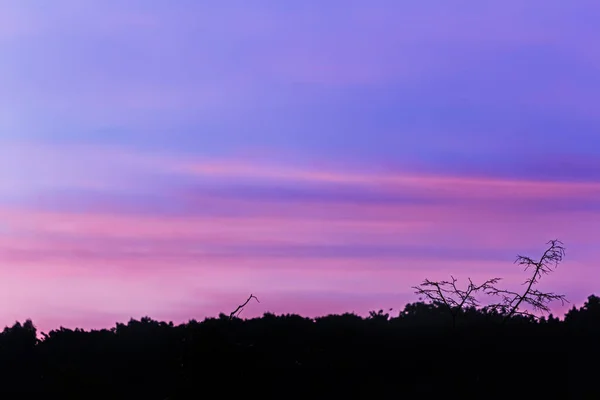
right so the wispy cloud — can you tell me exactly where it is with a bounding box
[179,159,600,199]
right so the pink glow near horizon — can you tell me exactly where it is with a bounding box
[0,148,598,333]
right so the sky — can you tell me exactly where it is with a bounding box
[1,0,599,333]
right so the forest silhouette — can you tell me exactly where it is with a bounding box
[1,240,598,398]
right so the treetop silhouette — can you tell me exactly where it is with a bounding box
[413,239,569,325]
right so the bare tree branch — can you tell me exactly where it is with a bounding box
[413,240,569,325]
[413,276,502,327]
[229,294,260,320]
[484,239,568,322]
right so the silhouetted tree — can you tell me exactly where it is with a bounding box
[485,239,568,322]
[368,308,392,321]
[565,294,600,331]
[413,240,568,325]
[413,275,501,328]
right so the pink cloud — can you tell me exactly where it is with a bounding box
[178,159,600,200]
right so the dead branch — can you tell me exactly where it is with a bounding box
[413,240,568,325]
[485,239,568,322]
[229,294,260,320]
[413,276,502,327]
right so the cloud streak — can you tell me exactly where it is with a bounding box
[1,148,598,334]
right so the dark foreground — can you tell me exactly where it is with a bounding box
[1,297,598,399]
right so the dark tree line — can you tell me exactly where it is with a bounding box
[0,240,597,398]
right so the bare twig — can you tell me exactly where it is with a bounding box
[229,294,260,320]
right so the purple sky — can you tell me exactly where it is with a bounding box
[1,1,599,332]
